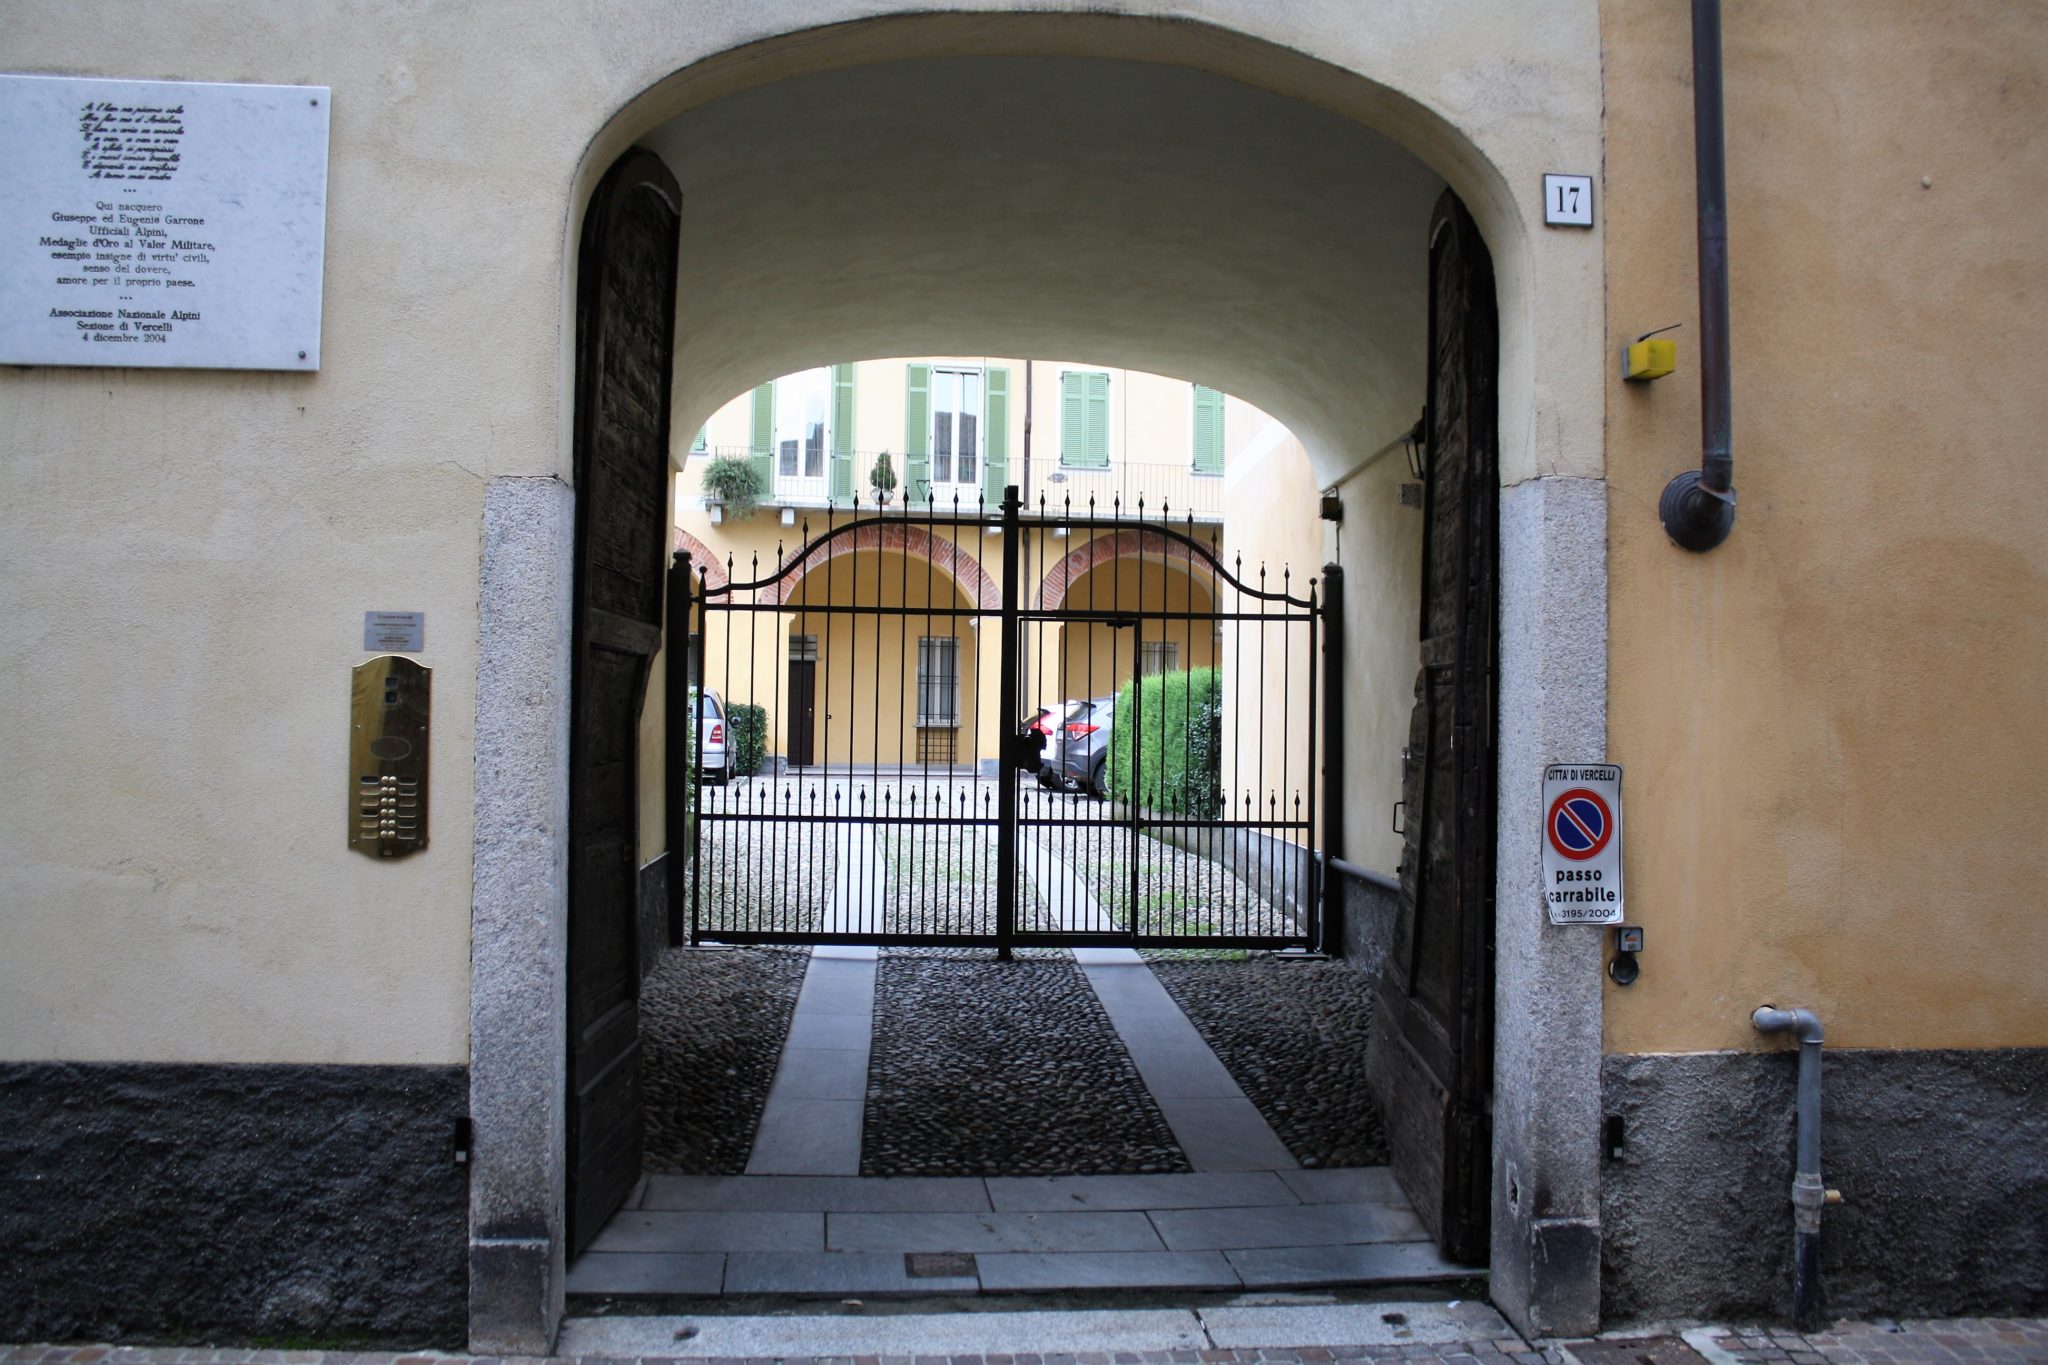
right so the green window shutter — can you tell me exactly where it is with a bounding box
[748,382,774,492]
[691,426,707,453]
[829,363,856,500]
[1192,384,1224,473]
[981,367,1010,507]
[904,363,931,505]
[1060,372,1088,467]
[1083,372,1110,468]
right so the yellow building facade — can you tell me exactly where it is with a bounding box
[1,1,2043,1353]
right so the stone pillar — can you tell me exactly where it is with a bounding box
[468,476,575,1353]
[1489,474,1608,1338]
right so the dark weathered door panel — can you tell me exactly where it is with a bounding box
[567,148,679,1255]
[1365,189,1498,1266]
[787,659,817,767]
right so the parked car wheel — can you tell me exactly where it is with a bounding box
[1089,755,1109,799]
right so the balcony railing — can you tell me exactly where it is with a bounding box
[701,446,1226,522]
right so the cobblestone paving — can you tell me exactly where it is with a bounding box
[1029,815,1297,940]
[639,944,811,1174]
[1143,954,1389,1169]
[861,947,1192,1177]
[1705,1317,2048,1363]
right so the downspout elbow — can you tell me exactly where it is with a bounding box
[1754,1004,1828,1328]
[1661,0,1738,553]
[1752,1005,1823,1046]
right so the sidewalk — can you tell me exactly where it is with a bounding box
[6,1313,2045,1365]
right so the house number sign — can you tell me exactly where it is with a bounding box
[0,74,330,370]
[1543,173,1595,228]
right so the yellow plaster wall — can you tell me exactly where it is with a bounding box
[1601,0,2048,1051]
[0,0,1605,1065]
[1216,405,1329,845]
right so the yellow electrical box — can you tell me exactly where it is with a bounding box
[1624,337,1677,382]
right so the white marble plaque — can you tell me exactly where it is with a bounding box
[0,75,329,370]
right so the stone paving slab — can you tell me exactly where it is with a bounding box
[759,1045,871,1101]
[793,976,876,1015]
[985,1170,1300,1211]
[1202,1300,1512,1348]
[743,1097,866,1175]
[722,1250,979,1296]
[585,1208,821,1253]
[642,1173,995,1213]
[1150,1094,1301,1172]
[557,1306,1212,1357]
[561,1250,726,1295]
[1150,1200,1429,1251]
[1226,1240,1473,1288]
[975,1248,1241,1291]
[827,1209,1166,1253]
[782,1011,873,1050]
[1278,1166,1408,1205]
[10,1317,2048,1365]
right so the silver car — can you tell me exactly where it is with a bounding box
[1051,694,1116,797]
[695,687,729,785]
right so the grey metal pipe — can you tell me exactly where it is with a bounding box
[1753,1005,1826,1328]
[1661,0,1739,551]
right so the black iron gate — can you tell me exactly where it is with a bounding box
[669,487,1330,953]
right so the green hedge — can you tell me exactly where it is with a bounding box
[1106,667,1222,818]
[726,703,768,777]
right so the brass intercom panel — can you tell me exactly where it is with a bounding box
[350,655,429,858]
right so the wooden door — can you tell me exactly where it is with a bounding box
[567,148,680,1255]
[787,660,817,767]
[1365,189,1498,1265]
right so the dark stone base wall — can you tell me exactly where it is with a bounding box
[0,1062,468,1347]
[1602,1047,2048,1325]
[1330,865,1397,971]
[638,851,669,978]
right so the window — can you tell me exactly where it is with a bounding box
[917,635,960,727]
[691,426,707,454]
[1140,640,1180,676]
[775,367,829,480]
[1060,370,1111,468]
[1192,385,1224,474]
[930,368,982,488]
[788,633,818,662]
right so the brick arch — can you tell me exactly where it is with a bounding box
[764,521,999,609]
[671,527,730,591]
[1036,527,1224,609]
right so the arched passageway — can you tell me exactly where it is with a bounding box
[469,12,1609,1352]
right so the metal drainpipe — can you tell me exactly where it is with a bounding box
[1752,1006,1831,1329]
[1660,0,1739,551]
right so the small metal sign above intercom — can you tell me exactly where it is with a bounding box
[350,655,429,859]
[1542,763,1623,924]
[363,611,424,652]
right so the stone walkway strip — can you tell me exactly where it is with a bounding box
[1073,945,1298,1172]
[744,945,876,1176]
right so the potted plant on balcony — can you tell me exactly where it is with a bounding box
[701,453,763,523]
[869,450,898,507]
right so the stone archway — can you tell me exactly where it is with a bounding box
[470,10,1608,1350]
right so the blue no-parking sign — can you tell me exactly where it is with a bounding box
[1541,763,1624,924]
